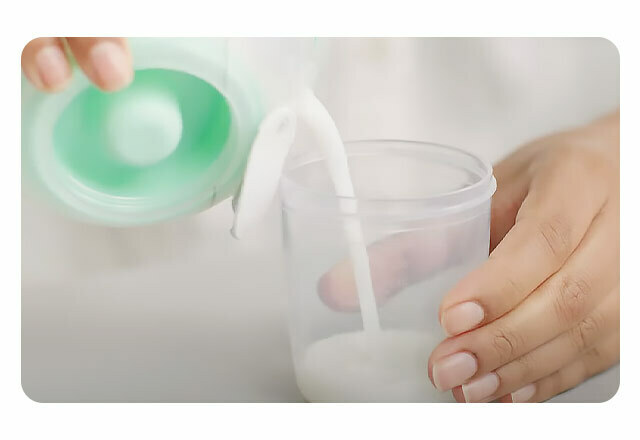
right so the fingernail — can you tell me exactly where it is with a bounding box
[441,302,485,336]
[90,41,133,90]
[432,352,478,391]
[511,383,536,403]
[35,46,71,90]
[461,372,500,403]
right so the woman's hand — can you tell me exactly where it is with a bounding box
[429,111,620,402]
[318,111,619,402]
[21,37,133,92]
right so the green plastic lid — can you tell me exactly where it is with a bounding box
[22,39,263,226]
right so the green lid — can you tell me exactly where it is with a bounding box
[22,39,263,226]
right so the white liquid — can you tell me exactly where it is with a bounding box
[295,93,432,402]
[294,91,440,401]
[295,330,452,402]
[298,90,380,332]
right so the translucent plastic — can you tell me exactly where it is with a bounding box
[22,38,320,225]
[280,140,496,402]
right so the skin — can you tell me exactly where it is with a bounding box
[23,38,620,402]
[433,111,620,402]
[22,37,133,92]
[320,111,620,403]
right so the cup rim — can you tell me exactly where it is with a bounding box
[280,139,496,215]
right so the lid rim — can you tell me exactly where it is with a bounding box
[24,40,264,226]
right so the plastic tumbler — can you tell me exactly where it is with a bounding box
[280,139,496,402]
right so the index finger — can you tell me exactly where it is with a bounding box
[65,37,133,91]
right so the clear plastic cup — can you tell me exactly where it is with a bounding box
[280,139,496,402]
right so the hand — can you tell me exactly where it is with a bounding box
[429,111,619,402]
[22,37,133,92]
[318,111,619,403]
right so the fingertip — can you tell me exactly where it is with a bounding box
[88,40,134,91]
[511,383,536,403]
[66,38,134,92]
[21,37,73,92]
[440,301,485,336]
[317,263,360,312]
[33,45,73,92]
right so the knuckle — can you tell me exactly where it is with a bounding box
[570,313,602,352]
[490,326,523,364]
[554,274,592,324]
[536,216,573,264]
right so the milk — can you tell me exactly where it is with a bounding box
[291,92,440,401]
[297,90,380,333]
[295,330,452,402]
[238,90,438,401]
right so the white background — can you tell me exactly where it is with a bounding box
[3,0,637,438]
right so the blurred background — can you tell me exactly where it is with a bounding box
[22,38,619,402]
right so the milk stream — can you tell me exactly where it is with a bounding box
[298,90,381,333]
[285,91,443,401]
